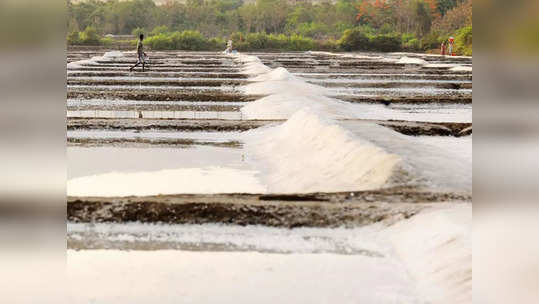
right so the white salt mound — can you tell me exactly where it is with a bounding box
[386,204,471,304]
[243,109,401,193]
[397,56,429,65]
[67,57,100,69]
[233,54,272,75]
[236,54,261,63]
[242,66,327,96]
[252,67,296,82]
[424,63,457,68]
[450,65,472,72]
[243,63,272,75]
[103,51,124,58]
[67,51,125,69]
[241,93,352,120]
[244,76,327,96]
[238,54,351,119]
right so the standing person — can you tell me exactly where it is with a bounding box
[130,34,147,72]
[224,40,233,53]
[441,41,446,56]
[448,36,455,56]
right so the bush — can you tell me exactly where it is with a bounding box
[100,37,114,47]
[172,31,208,50]
[208,37,226,50]
[454,26,472,56]
[296,22,330,39]
[132,27,145,38]
[145,33,174,50]
[67,28,115,46]
[338,28,370,51]
[338,28,404,52]
[79,26,100,45]
[265,34,287,49]
[229,33,318,51]
[244,33,269,49]
[380,23,394,34]
[401,33,416,44]
[315,39,339,51]
[67,31,80,45]
[370,34,401,52]
[288,34,315,51]
[150,26,169,37]
[144,31,220,50]
[403,38,420,51]
[420,32,442,51]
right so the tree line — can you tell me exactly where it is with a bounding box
[67,0,471,54]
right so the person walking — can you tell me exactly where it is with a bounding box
[130,34,147,72]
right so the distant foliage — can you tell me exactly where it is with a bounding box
[420,31,443,50]
[233,33,315,51]
[144,31,213,50]
[144,33,173,50]
[431,0,472,34]
[150,25,169,36]
[79,26,100,45]
[172,31,208,50]
[132,28,146,38]
[454,25,472,55]
[370,33,402,52]
[338,27,406,52]
[338,28,370,51]
[67,31,80,45]
[68,26,111,46]
[138,30,317,51]
[67,0,472,54]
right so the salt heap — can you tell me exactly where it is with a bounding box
[243,109,401,193]
[67,51,125,69]
[396,56,429,65]
[235,54,271,75]
[239,64,352,119]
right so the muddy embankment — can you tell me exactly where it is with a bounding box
[68,90,261,102]
[67,137,242,148]
[68,118,471,137]
[68,187,470,228]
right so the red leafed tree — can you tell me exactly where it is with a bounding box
[355,0,391,28]
[424,0,441,19]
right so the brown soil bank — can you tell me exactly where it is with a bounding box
[67,118,471,137]
[68,90,261,102]
[336,95,472,105]
[68,188,470,228]
[67,79,248,87]
[67,71,249,79]
[68,137,241,148]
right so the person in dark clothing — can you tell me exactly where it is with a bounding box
[441,41,446,56]
[130,34,147,72]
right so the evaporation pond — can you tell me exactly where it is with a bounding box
[67,146,266,196]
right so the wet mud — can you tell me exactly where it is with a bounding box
[67,118,470,137]
[68,187,470,228]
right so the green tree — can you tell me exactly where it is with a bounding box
[413,0,432,36]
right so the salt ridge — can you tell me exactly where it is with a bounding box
[233,52,404,193]
[234,54,353,119]
[243,109,401,193]
[67,51,125,69]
